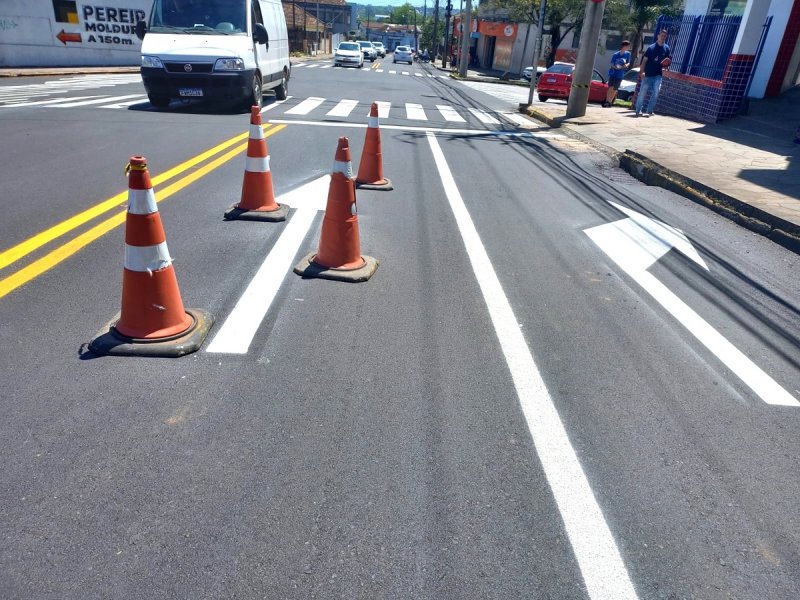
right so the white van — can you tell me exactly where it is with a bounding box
[135,0,290,110]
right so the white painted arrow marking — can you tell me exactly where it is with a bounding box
[206,175,329,354]
[585,204,798,407]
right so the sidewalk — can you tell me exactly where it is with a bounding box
[445,63,800,252]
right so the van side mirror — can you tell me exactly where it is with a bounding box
[255,24,269,48]
[135,20,147,40]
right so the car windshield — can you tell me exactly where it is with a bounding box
[623,69,639,81]
[546,64,574,74]
[339,43,359,51]
[150,0,246,34]
[397,47,408,52]
[359,42,371,47]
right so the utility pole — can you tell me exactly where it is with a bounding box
[442,0,452,68]
[566,0,606,118]
[423,0,428,50]
[316,0,320,53]
[527,0,547,106]
[457,0,471,76]
[432,0,439,59]
[414,7,418,51]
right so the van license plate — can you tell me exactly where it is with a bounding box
[179,88,203,97]
[546,77,556,83]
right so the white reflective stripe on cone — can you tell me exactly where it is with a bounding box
[368,116,379,128]
[127,188,157,215]
[124,241,172,272]
[333,160,353,178]
[245,155,270,173]
[250,124,265,139]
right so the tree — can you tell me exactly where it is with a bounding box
[390,2,418,24]
[624,0,681,64]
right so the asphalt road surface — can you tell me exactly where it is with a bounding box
[1,57,799,600]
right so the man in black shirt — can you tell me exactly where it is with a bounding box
[635,29,671,117]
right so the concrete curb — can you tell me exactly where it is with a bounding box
[519,103,800,255]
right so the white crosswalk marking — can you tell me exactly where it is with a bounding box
[389,70,397,74]
[376,69,384,73]
[101,96,149,109]
[0,74,141,108]
[261,96,292,112]
[320,65,332,69]
[53,94,146,108]
[437,104,466,122]
[405,103,427,120]
[0,95,103,108]
[306,64,319,69]
[402,71,410,76]
[327,98,359,118]
[468,108,500,124]
[286,96,326,115]
[415,73,423,77]
[366,101,391,118]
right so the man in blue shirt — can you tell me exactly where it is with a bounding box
[636,29,671,117]
[604,40,631,107]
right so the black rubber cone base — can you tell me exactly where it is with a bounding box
[356,178,393,191]
[87,309,214,357]
[224,203,289,222]
[293,253,378,282]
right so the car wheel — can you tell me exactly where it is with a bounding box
[148,94,170,108]
[245,73,262,110]
[275,75,288,101]
[393,59,396,63]
[538,95,549,102]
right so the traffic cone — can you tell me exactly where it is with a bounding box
[294,137,378,282]
[355,102,393,191]
[88,156,214,357]
[224,105,288,221]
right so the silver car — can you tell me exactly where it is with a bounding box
[393,45,413,64]
[358,40,377,62]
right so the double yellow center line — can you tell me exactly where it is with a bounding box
[0,123,286,299]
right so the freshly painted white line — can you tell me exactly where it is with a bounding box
[305,64,319,69]
[260,97,292,112]
[585,219,799,407]
[320,64,332,69]
[427,131,639,600]
[376,68,384,72]
[285,96,325,115]
[389,70,397,74]
[327,98,359,118]
[101,96,149,109]
[415,72,423,77]
[0,95,102,108]
[405,103,427,120]
[207,176,330,354]
[401,71,410,76]
[436,104,466,122]
[468,107,501,124]
[367,101,390,118]
[268,118,553,136]
[52,94,147,107]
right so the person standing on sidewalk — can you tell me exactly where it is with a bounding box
[635,30,671,117]
[604,41,631,107]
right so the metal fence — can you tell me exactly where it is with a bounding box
[655,14,742,81]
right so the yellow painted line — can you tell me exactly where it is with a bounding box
[0,124,286,299]
[0,125,277,272]
[371,62,380,70]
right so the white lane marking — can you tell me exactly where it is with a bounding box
[261,97,292,112]
[405,103,427,120]
[285,96,326,115]
[415,72,423,77]
[268,118,535,136]
[0,95,103,108]
[327,98,359,118]
[376,68,384,72]
[207,176,330,354]
[401,71,410,76]
[427,131,639,600]
[389,70,397,74]
[101,96,149,109]
[320,65,332,69]
[52,94,146,108]
[585,221,799,407]
[468,107,501,124]
[436,104,466,122]
[366,101,390,118]
[305,64,319,69]
[292,63,307,67]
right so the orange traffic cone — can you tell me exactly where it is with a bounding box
[224,105,288,221]
[294,137,378,282]
[88,156,214,357]
[355,102,393,191]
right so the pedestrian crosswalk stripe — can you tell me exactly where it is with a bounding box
[366,101,391,118]
[327,98,359,118]
[402,71,410,76]
[320,65,331,69]
[415,73,423,77]
[53,94,146,108]
[261,97,292,112]
[436,104,465,122]
[286,96,326,115]
[0,95,103,108]
[389,70,397,74]
[376,69,384,72]
[305,64,319,69]
[405,103,426,120]
[468,108,500,124]
[101,96,149,109]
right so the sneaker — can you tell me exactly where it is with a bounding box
[634,112,641,117]
[642,113,651,118]
[602,101,610,108]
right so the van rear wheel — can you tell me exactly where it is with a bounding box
[148,94,170,108]
[275,76,288,101]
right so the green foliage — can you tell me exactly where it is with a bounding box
[389,3,419,25]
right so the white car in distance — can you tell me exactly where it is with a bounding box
[334,42,365,68]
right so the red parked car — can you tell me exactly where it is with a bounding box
[536,62,609,103]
